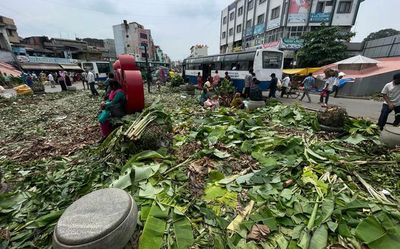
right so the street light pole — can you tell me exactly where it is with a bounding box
[144,45,151,93]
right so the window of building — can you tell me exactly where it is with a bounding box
[126,44,130,47]
[271,6,280,20]
[230,11,235,21]
[140,33,148,39]
[237,24,242,33]
[316,2,325,13]
[248,0,254,11]
[265,28,283,43]
[222,32,226,38]
[257,14,265,25]
[326,1,334,6]
[126,35,129,38]
[238,6,243,16]
[287,26,307,38]
[259,0,267,4]
[229,28,234,36]
[338,1,352,13]
[223,16,227,24]
[246,19,252,28]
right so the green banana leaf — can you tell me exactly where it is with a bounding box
[309,225,328,249]
[139,203,169,249]
[172,215,194,249]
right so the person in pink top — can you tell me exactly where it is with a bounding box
[213,70,220,87]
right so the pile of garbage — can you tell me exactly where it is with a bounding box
[1,91,399,249]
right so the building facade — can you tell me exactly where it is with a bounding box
[220,0,364,57]
[113,20,156,62]
[0,16,20,51]
[103,39,117,61]
[189,45,208,57]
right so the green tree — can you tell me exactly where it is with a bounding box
[363,28,400,42]
[297,25,355,67]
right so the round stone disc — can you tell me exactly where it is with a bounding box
[55,188,132,245]
[384,125,400,135]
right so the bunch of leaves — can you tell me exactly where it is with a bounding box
[216,79,235,95]
[170,74,184,88]
[0,150,116,248]
[317,106,348,128]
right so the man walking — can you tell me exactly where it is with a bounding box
[332,72,345,98]
[81,71,88,90]
[87,70,99,96]
[300,73,315,103]
[269,73,278,98]
[281,74,291,98]
[378,73,400,130]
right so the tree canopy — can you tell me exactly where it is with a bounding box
[297,25,355,68]
[363,28,400,42]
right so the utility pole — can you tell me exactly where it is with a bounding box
[144,45,152,93]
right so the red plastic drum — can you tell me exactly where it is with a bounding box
[113,54,144,113]
[113,60,121,70]
[119,55,138,71]
[123,70,144,113]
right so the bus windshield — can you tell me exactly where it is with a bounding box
[262,51,283,69]
[96,63,111,74]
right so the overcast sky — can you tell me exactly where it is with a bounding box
[0,0,399,60]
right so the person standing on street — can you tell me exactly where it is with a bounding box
[244,69,254,98]
[213,70,220,87]
[269,73,278,98]
[378,73,400,130]
[281,74,291,98]
[300,73,315,103]
[197,72,203,90]
[320,72,336,107]
[87,70,99,96]
[81,71,88,90]
[57,71,67,91]
[48,72,56,88]
[332,72,345,98]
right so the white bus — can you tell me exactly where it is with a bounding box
[81,61,111,82]
[183,48,284,91]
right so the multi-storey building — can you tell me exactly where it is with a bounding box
[0,16,20,51]
[103,39,117,61]
[220,0,364,64]
[113,20,156,62]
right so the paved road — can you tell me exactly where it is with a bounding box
[274,92,390,122]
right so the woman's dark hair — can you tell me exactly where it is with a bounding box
[108,72,115,78]
[109,80,121,89]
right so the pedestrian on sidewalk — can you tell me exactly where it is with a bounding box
[377,73,400,130]
[269,73,278,98]
[213,70,220,88]
[87,70,99,96]
[300,73,315,103]
[332,72,345,98]
[320,72,336,107]
[281,74,291,98]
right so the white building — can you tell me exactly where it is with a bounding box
[189,45,208,57]
[112,20,156,62]
[220,0,364,63]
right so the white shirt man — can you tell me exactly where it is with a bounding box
[282,76,291,88]
[48,73,55,88]
[377,73,400,130]
[87,71,95,83]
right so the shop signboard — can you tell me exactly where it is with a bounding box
[245,27,254,37]
[288,0,311,24]
[266,19,280,31]
[280,38,304,50]
[253,24,265,35]
[309,13,331,23]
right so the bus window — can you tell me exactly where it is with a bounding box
[96,63,111,74]
[215,62,222,70]
[262,51,283,69]
[82,63,93,71]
